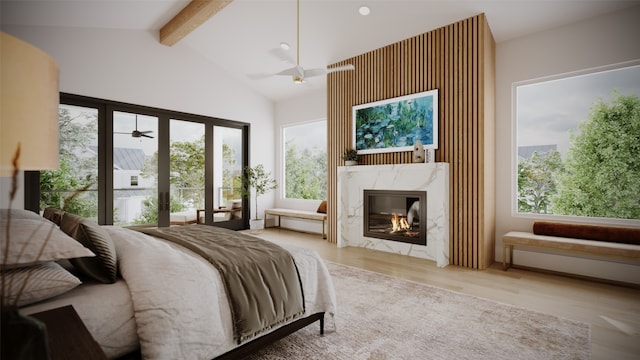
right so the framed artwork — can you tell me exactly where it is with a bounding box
[353,89,438,154]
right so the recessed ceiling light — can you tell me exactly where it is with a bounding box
[280,42,290,50]
[359,5,370,16]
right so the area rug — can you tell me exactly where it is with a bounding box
[247,261,591,360]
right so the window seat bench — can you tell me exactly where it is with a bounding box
[169,211,198,225]
[502,231,640,270]
[264,208,327,239]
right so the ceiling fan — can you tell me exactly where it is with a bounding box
[115,114,154,139]
[269,0,355,84]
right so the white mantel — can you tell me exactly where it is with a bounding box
[337,163,450,267]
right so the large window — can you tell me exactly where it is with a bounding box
[30,93,249,229]
[515,62,640,221]
[283,120,327,200]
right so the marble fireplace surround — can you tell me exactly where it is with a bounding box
[337,163,450,267]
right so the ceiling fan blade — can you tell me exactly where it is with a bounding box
[141,134,154,139]
[275,65,304,77]
[304,68,328,78]
[327,64,356,74]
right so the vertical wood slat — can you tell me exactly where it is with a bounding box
[327,14,495,269]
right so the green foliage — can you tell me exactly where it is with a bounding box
[40,108,98,219]
[342,149,358,161]
[285,141,327,201]
[222,143,243,202]
[132,195,186,225]
[243,164,277,219]
[517,151,563,213]
[551,92,640,219]
[355,96,434,150]
[170,139,205,208]
[140,136,205,210]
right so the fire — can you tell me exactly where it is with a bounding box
[391,213,410,232]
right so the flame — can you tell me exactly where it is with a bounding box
[391,213,410,232]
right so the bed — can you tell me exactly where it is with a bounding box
[1,208,337,359]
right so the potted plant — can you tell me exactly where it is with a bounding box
[243,164,278,229]
[342,149,359,166]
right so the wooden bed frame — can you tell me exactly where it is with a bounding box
[215,312,325,359]
[116,312,325,360]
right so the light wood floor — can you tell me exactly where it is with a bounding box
[247,228,640,360]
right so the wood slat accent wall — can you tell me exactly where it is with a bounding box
[327,14,496,269]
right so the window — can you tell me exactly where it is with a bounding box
[515,62,640,221]
[29,93,249,229]
[283,120,327,200]
[39,104,99,221]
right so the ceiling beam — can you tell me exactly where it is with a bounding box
[160,0,234,47]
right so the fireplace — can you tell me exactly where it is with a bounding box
[363,189,427,245]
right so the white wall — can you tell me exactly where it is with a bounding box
[495,6,640,284]
[271,90,327,233]
[0,25,276,215]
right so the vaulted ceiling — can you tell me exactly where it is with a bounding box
[2,0,637,102]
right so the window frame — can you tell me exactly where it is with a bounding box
[25,93,250,230]
[281,119,327,202]
[512,60,640,227]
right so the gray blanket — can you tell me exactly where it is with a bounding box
[137,225,305,343]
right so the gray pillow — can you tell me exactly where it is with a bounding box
[43,208,65,226]
[60,213,118,284]
[0,208,43,221]
[0,218,95,268]
[3,261,82,307]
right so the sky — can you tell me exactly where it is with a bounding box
[517,62,640,156]
[283,120,326,152]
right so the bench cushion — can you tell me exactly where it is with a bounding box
[265,208,327,221]
[533,222,640,245]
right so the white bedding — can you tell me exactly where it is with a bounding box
[113,226,337,359]
[21,279,139,358]
[21,225,336,359]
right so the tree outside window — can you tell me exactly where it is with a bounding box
[516,63,640,221]
[283,121,327,200]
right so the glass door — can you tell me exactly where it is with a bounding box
[112,111,158,226]
[169,119,205,225]
[32,94,250,230]
[39,104,99,221]
[211,126,245,227]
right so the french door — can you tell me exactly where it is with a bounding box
[31,93,249,230]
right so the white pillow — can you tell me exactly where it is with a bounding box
[2,261,82,307]
[1,218,95,268]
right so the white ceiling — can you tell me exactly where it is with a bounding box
[2,0,638,102]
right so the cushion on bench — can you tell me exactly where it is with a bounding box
[265,208,327,221]
[533,222,640,245]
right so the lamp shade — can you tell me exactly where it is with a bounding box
[1,32,60,176]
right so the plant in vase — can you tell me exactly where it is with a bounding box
[243,164,278,229]
[342,149,359,166]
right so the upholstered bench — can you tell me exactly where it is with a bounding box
[264,208,327,239]
[502,222,640,270]
[169,211,197,225]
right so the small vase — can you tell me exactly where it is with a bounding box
[1,307,50,360]
[345,160,358,166]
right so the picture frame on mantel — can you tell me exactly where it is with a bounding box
[353,89,438,155]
